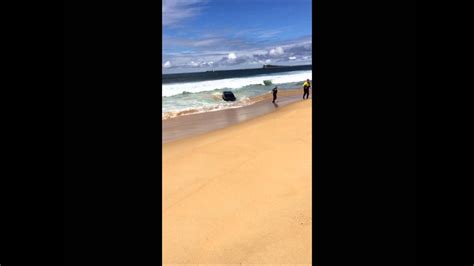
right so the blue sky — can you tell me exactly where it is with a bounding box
[163,0,312,73]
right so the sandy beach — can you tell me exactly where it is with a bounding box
[162,99,312,264]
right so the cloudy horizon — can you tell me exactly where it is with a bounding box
[162,0,312,74]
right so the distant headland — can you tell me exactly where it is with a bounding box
[262,64,285,69]
[165,64,312,76]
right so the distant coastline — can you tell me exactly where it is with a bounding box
[163,64,312,76]
[262,64,285,68]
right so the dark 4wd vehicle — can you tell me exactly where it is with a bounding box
[222,91,236,101]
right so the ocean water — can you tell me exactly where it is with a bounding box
[162,65,312,119]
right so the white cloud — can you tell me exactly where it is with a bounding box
[193,38,222,47]
[228,52,237,60]
[189,61,199,67]
[163,61,172,68]
[269,46,284,56]
[162,0,208,27]
[162,38,312,73]
[186,60,215,68]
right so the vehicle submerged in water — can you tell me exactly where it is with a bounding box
[222,91,236,101]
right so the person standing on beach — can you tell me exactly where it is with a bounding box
[272,86,278,103]
[303,79,311,99]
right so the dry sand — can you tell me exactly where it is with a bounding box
[163,100,312,264]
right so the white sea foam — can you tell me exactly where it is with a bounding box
[162,100,252,120]
[162,70,312,97]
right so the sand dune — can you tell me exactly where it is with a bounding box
[163,100,312,264]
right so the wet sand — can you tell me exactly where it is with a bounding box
[163,89,311,143]
[162,99,312,264]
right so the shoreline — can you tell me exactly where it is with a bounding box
[163,88,312,143]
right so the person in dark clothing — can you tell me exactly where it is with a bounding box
[272,86,278,103]
[303,79,311,99]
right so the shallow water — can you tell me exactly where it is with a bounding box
[162,90,312,143]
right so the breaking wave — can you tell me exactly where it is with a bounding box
[162,70,312,97]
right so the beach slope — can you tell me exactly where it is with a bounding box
[163,100,312,264]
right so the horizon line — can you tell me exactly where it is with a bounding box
[162,64,312,75]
